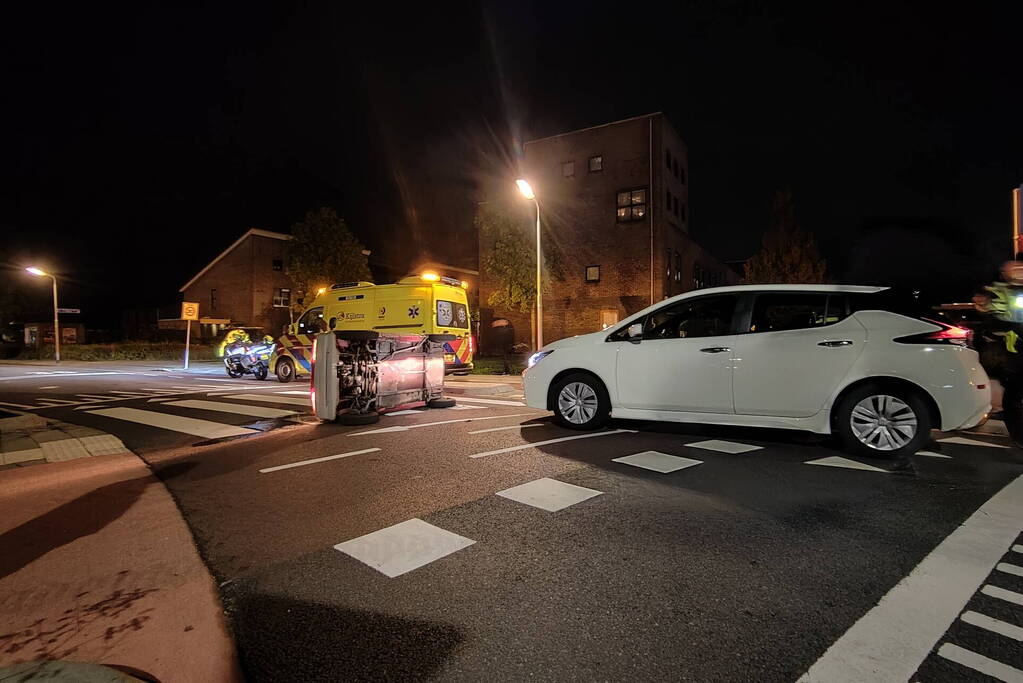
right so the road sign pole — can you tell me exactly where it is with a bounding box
[52,276,60,364]
[184,319,191,370]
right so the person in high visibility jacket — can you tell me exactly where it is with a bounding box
[217,328,251,357]
[985,261,1023,354]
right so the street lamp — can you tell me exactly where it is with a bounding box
[515,178,543,350]
[26,267,60,363]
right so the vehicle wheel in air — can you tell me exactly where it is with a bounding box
[427,397,456,409]
[551,373,610,430]
[226,366,244,378]
[337,410,380,426]
[835,383,931,459]
[254,365,268,380]
[275,357,295,383]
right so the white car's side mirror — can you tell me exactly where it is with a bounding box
[628,323,643,341]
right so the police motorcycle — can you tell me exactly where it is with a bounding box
[224,335,275,380]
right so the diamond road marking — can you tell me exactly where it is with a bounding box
[686,439,763,454]
[334,518,475,578]
[613,450,703,473]
[496,477,603,512]
[937,436,1009,449]
[805,456,889,472]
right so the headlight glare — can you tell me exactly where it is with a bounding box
[527,350,553,368]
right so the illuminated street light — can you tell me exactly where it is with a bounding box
[25,266,60,363]
[516,178,542,349]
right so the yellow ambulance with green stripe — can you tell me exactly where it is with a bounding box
[270,273,474,382]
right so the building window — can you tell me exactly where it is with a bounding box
[599,309,619,330]
[673,195,679,217]
[273,287,291,308]
[675,252,682,282]
[210,288,217,310]
[665,149,672,170]
[588,155,603,172]
[666,189,672,211]
[673,158,679,179]
[666,248,672,286]
[680,167,686,184]
[272,258,283,271]
[680,203,687,221]
[562,160,575,177]
[616,188,647,222]
[585,265,600,282]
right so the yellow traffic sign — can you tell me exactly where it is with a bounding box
[181,301,200,321]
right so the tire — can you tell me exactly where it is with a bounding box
[835,383,932,458]
[551,373,611,430]
[275,357,295,383]
[254,364,268,380]
[337,410,380,426]
[226,365,244,378]
[427,397,456,409]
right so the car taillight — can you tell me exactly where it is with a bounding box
[469,335,475,354]
[895,323,969,346]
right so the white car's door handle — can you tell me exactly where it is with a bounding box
[700,346,731,353]
[818,340,854,347]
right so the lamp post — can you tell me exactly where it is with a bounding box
[515,178,543,350]
[26,267,60,363]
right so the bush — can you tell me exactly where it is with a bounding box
[16,343,217,362]
[470,355,527,375]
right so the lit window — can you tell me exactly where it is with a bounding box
[616,188,647,222]
[588,155,603,172]
[599,308,618,330]
[562,160,575,177]
[675,252,682,282]
[210,288,217,310]
[273,288,291,308]
[272,259,283,271]
[585,265,600,282]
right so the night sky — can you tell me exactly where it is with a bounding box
[3,1,1022,328]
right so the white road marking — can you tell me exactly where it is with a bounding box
[35,398,77,405]
[109,391,151,396]
[276,390,311,395]
[334,518,475,578]
[996,562,1023,578]
[218,393,310,406]
[613,451,703,473]
[0,400,36,410]
[75,394,111,401]
[983,584,1023,606]
[38,385,58,389]
[1014,545,1023,554]
[496,477,603,512]
[78,434,131,456]
[960,610,1023,641]
[686,439,763,454]
[797,474,1023,683]
[166,399,297,419]
[447,404,486,411]
[468,423,544,434]
[86,407,258,439]
[469,429,637,459]
[805,456,888,472]
[917,450,953,458]
[259,447,380,473]
[385,410,426,417]
[454,396,527,407]
[936,643,1023,681]
[937,436,1009,448]
[351,413,536,436]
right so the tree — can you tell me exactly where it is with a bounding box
[285,207,372,311]
[744,190,827,284]
[477,203,562,345]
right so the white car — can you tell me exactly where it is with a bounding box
[523,285,991,458]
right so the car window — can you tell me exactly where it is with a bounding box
[297,306,324,334]
[642,295,736,340]
[749,294,848,332]
[436,300,469,329]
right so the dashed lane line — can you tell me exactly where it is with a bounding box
[351,413,537,436]
[259,447,381,473]
[797,474,1023,683]
[469,429,638,459]
[468,423,544,434]
[454,396,527,407]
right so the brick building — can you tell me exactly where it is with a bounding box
[174,229,294,338]
[478,113,740,352]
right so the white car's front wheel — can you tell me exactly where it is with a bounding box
[551,373,610,430]
[835,384,932,458]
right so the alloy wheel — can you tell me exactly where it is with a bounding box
[557,382,599,425]
[849,394,918,451]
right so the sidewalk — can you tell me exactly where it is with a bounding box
[0,359,224,372]
[0,452,242,682]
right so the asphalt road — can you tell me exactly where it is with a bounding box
[3,362,1022,681]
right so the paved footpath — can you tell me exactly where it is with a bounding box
[0,450,242,682]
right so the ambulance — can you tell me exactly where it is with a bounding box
[270,272,474,382]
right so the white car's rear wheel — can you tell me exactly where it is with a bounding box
[836,384,931,458]
[552,373,610,430]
